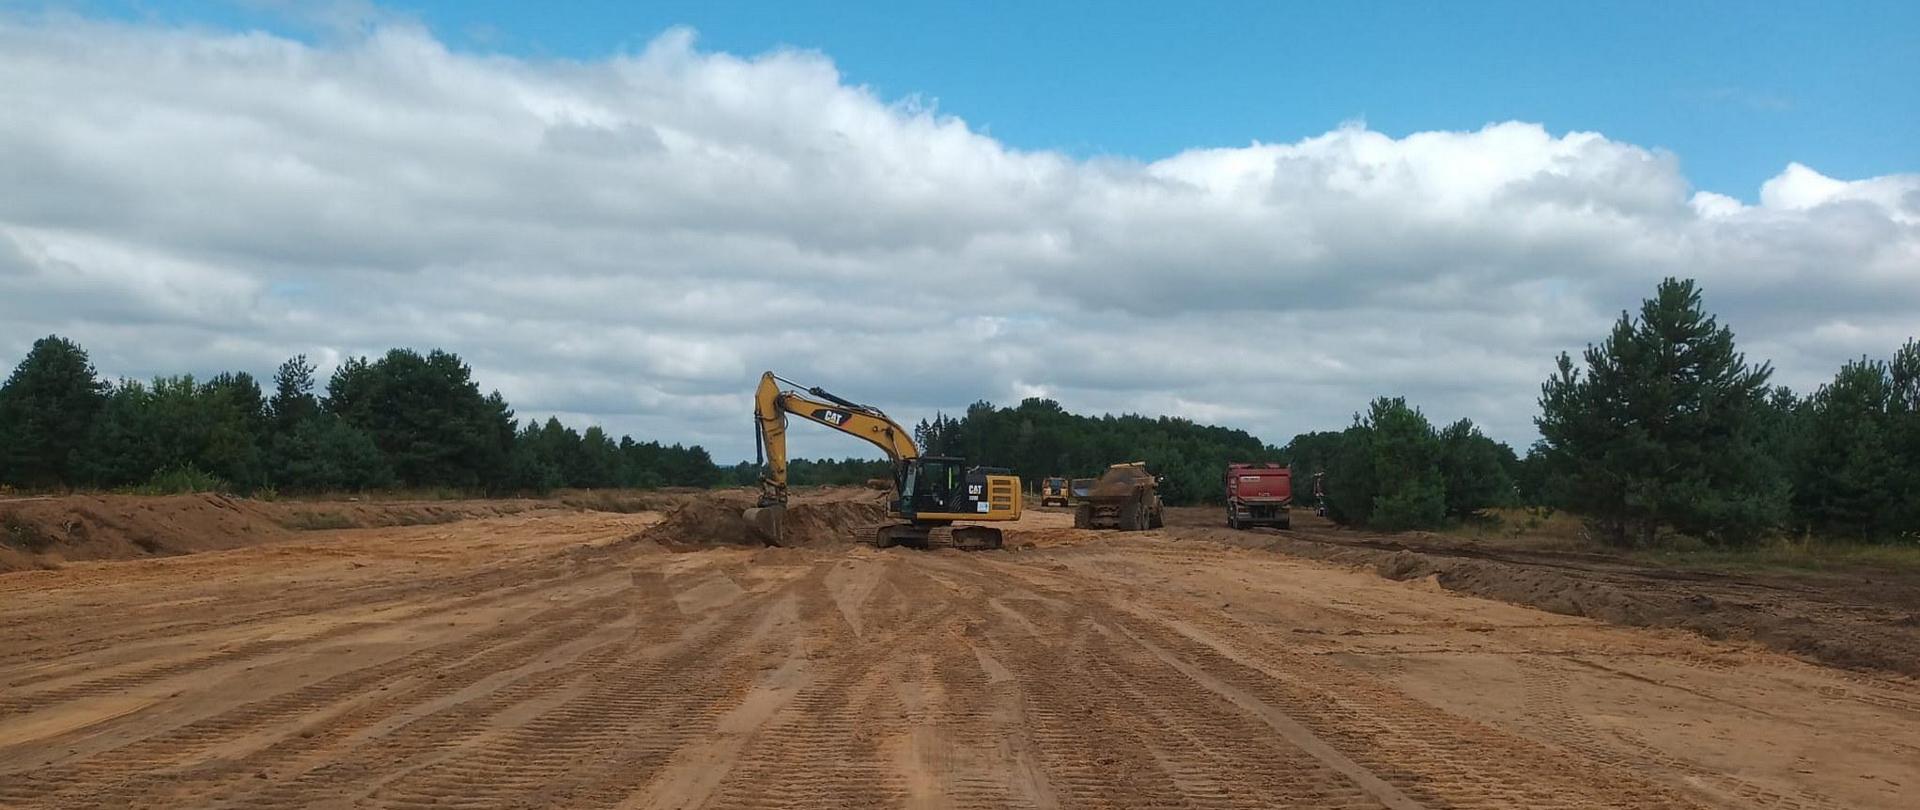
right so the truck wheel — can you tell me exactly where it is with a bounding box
[1149,508,1163,529]
[1073,504,1092,529]
[1276,515,1291,531]
[1228,514,1240,530]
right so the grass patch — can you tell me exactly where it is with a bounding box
[1629,538,1920,574]
[124,465,229,496]
[390,512,461,526]
[280,511,358,531]
[0,513,54,552]
[1447,508,1920,572]
[266,487,479,503]
[1443,507,1594,551]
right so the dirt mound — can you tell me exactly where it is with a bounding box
[643,491,760,548]
[0,495,558,573]
[643,489,889,549]
[1,494,290,571]
[557,488,709,514]
[272,500,540,530]
[778,498,890,546]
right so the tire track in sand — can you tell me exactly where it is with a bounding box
[0,587,635,809]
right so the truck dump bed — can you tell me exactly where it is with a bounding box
[1086,464,1154,500]
[1227,464,1291,501]
[1225,463,1292,529]
[1074,463,1164,531]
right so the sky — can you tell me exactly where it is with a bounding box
[1,1,1916,462]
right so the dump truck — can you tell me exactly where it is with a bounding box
[1038,476,1072,507]
[1073,462,1164,531]
[1225,462,1291,530]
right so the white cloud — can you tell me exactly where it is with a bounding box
[1,17,1915,461]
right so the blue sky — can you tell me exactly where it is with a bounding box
[56,0,1920,199]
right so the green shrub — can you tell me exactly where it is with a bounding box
[279,511,356,530]
[1,513,53,552]
[130,464,229,495]
[1370,481,1447,532]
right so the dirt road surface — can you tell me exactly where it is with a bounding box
[3,505,1916,808]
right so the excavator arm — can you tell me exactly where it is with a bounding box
[753,371,919,507]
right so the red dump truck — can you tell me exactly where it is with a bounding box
[1225,463,1291,530]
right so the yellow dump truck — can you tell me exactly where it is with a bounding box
[1072,462,1164,531]
[1039,476,1072,507]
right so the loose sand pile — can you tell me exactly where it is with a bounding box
[1,494,288,571]
[0,495,545,572]
[1087,464,1152,498]
[643,489,889,549]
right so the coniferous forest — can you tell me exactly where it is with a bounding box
[3,278,1915,546]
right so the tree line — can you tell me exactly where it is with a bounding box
[5,275,1913,547]
[1287,278,1917,546]
[1282,405,1518,531]
[910,398,1285,506]
[722,457,893,488]
[1530,278,1917,546]
[0,343,721,495]
[909,276,1913,546]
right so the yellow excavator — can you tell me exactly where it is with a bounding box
[743,371,1021,549]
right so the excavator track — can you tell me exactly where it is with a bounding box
[868,524,1003,551]
[931,526,1004,551]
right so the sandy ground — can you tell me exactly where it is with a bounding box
[2,503,1917,808]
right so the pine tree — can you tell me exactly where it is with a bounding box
[1795,340,1920,540]
[1890,340,1920,535]
[1537,278,1783,546]
[322,349,513,489]
[271,416,394,491]
[1437,418,1513,518]
[1359,398,1447,530]
[0,335,108,487]
[270,355,321,434]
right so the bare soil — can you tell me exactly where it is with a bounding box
[1166,508,1920,679]
[0,494,549,572]
[1,493,1916,808]
[643,487,890,550]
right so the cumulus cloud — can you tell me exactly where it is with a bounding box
[1,16,1915,460]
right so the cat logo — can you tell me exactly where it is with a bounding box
[812,408,850,427]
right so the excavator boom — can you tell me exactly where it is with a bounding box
[753,372,918,506]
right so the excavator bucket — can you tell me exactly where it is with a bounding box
[743,504,787,546]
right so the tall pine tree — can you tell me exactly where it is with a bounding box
[1537,278,1783,546]
[0,336,107,487]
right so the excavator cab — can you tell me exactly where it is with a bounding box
[898,459,1018,525]
[900,457,965,517]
